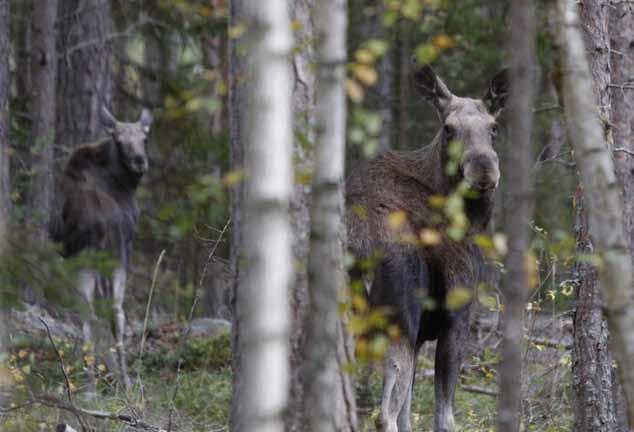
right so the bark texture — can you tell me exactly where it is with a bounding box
[552,1,622,430]
[609,3,634,429]
[302,1,357,431]
[229,1,248,429]
[552,0,634,427]
[57,0,113,147]
[611,0,634,271]
[497,1,535,431]
[286,1,316,430]
[30,0,58,234]
[0,0,9,241]
[233,2,294,431]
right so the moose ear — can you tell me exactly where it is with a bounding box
[483,68,510,117]
[412,64,453,117]
[138,108,153,133]
[100,105,118,131]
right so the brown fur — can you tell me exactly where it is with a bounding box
[49,107,152,391]
[346,64,508,432]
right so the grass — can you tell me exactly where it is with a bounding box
[1,321,573,432]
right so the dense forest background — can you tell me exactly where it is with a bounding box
[0,0,632,431]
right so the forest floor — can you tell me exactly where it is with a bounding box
[1,304,573,432]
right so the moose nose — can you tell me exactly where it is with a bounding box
[133,156,148,171]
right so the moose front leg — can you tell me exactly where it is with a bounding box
[77,269,98,396]
[113,266,131,390]
[377,338,415,432]
[434,308,470,432]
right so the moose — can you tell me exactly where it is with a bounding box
[346,64,508,432]
[50,106,153,391]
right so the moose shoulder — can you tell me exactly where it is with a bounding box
[345,64,508,432]
[50,106,153,392]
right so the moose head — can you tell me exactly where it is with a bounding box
[100,106,154,175]
[413,65,509,194]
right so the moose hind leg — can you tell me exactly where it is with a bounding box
[434,310,469,432]
[377,339,415,432]
[112,266,131,390]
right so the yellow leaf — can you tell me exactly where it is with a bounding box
[352,64,378,86]
[352,294,369,313]
[445,287,472,310]
[84,355,96,367]
[428,195,445,208]
[228,23,246,39]
[18,350,27,359]
[98,364,107,372]
[432,34,456,49]
[386,210,407,231]
[493,233,508,256]
[290,19,303,31]
[222,170,244,187]
[420,228,441,246]
[346,79,364,103]
[355,49,376,64]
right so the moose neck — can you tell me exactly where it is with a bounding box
[105,139,142,193]
[393,130,495,231]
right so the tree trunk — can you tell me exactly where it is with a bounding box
[231,1,294,431]
[0,0,9,242]
[552,0,634,427]
[56,0,113,147]
[0,2,10,385]
[30,0,58,236]
[497,1,535,431]
[609,3,634,430]
[285,1,315,430]
[302,1,358,431]
[548,1,623,430]
[229,0,248,428]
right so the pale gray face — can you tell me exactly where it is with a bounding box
[101,107,153,175]
[412,64,509,193]
[443,98,500,192]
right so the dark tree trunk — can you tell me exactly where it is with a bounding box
[0,0,9,241]
[569,2,621,430]
[56,0,113,148]
[497,1,535,431]
[229,0,248,429]
[550,0,620,432]
[30,0,58,236]
[610,3,634,430]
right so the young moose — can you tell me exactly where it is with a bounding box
[346,65,508,432]
[50,106,153,391]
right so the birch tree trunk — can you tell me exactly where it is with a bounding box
[30,0,58,236]
[552,0,634,426]
[302,1,357,431]
[234,2,294,431]
[497,1,535,431]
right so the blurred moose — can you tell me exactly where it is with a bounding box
[346,64,508,432]
[50,106,153,391]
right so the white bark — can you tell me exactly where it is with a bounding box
[553,0,634,424]
[303,1,349,431]
[236,2,294,432]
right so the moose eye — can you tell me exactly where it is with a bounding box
[491,124,498,137]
